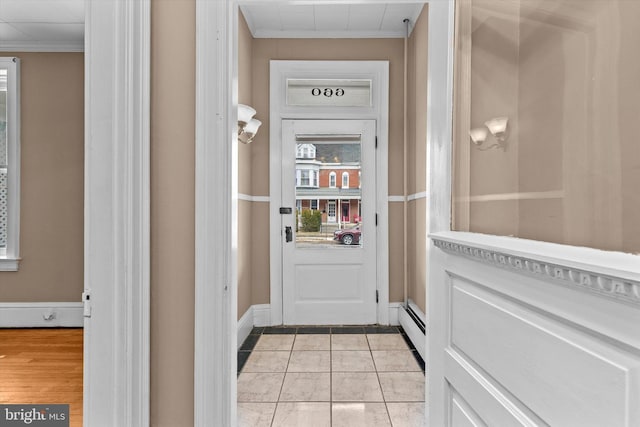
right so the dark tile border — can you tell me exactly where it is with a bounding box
[330,326,366,334]
[238,325,426,375]
[239,334,260,351]
[262,327,297,334]
[237,351,251,376]
[400,331,425,374]
[364,325,400,334]
[296,327,331,334]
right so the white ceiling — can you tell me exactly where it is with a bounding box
[241,2,425,38]
[0,1,425,52]
[0,0,84,51]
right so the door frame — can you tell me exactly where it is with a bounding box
[269,60,390,326]
[194,1,238,426]
[84,0,150,424]
[280,119,378,325]
[327,200,337,223]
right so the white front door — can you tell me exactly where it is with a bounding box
[327,201,336,223]
[281,119,377,325]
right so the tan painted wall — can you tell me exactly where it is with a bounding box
[618,1,640,254]
[0,52,84,302]
[150,0,195,425]
[238,13,253,196]
[406,6,428,314]
[517,0,640,253]
[453,0,640,254]
[388,202,405,303]
[237,13,253,319]
[248,36,406,305]
[468,1,521,236]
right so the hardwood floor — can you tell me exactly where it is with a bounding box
[0,328,83,427]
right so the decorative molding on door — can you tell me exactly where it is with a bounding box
[0,302,83,327]
[433,237,640,306]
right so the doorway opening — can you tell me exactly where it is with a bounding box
[0,3,87,424]
[194,1,435,424]
[268,60,390,326]
[230,2,429,425]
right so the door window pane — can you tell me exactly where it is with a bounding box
[295,140,362,248]
[452,0,640,254]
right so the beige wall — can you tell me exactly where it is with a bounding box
[150,0,195,425]
[453,0,640,254]
[0,52,84,302]
[406,6,428,314]
[618,1,640,253]
[237,13,253,319]
[518,0,640,252]
[469,1,521,236]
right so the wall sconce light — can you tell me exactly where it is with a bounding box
[484,117,508,142]
[469,117,509,151]
[238,104,262,144]
[469,127,488,146]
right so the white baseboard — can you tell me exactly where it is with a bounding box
[253,304,271,327]
[237,306,254,350]
[388,302,402,326]
[399,304,426,360]
[0,302,84,327]
[238,304,271,349]
[237,303,420,350]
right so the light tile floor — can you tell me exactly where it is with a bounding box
[238,327,425,427]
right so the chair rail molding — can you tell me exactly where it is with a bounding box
[433,235,640,306]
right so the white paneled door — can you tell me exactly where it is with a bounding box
[281,119,377,325]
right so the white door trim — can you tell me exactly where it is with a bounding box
[84,0,150,425]
[425,1,456,426]
[281,119,377,325]
[194,1,237,426]
[269,60,390,326]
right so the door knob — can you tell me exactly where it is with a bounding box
[285,226,293,242]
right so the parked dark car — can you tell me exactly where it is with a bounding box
[333,225,361,245]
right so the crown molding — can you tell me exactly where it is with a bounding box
[0,41,84,52]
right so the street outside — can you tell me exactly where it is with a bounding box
[296,222,360,247]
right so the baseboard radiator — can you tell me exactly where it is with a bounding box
[398,299,426,360]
